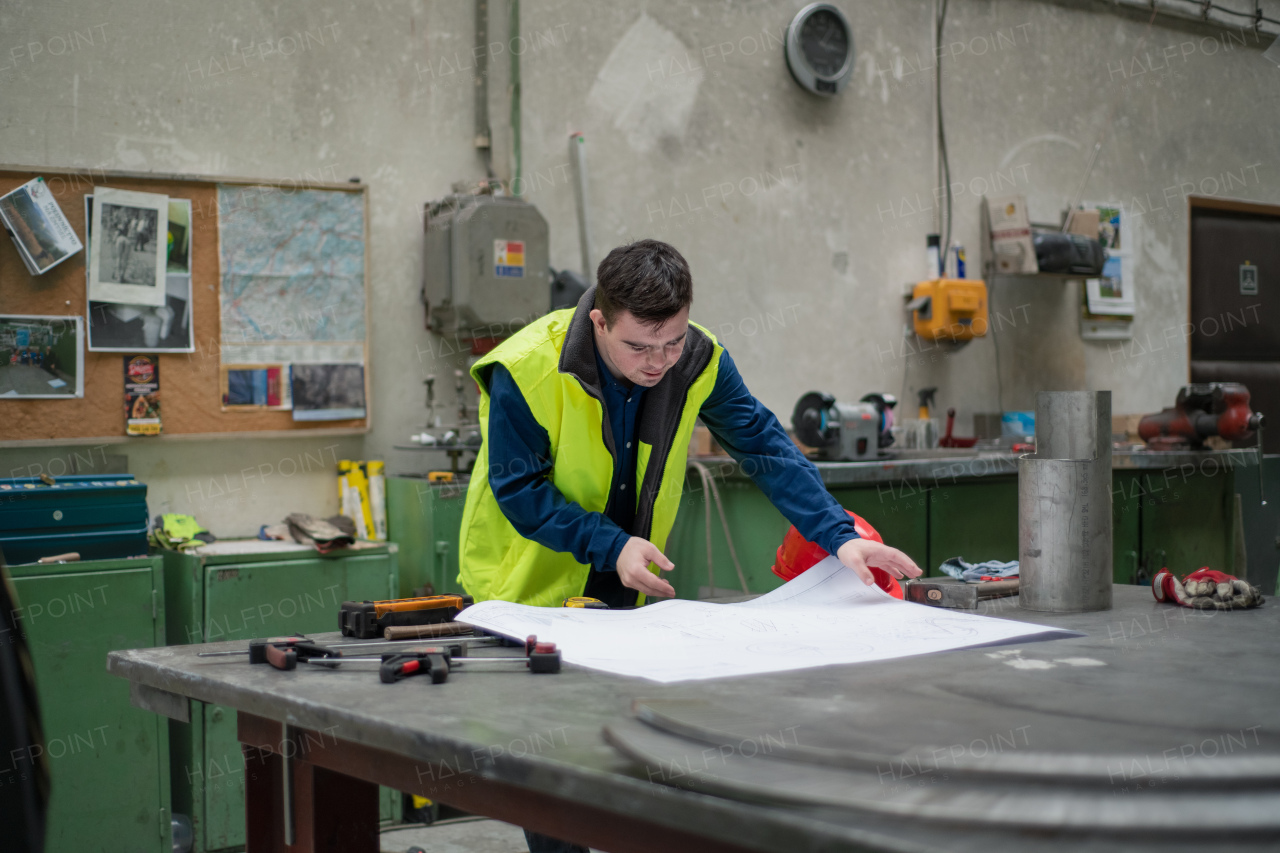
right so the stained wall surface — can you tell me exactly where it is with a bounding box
[1,0,1276,534]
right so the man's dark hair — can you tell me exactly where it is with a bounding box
[594,240,692,328]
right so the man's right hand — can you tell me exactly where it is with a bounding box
[616,537,676,599]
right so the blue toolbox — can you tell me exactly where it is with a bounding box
[0,475,149,564]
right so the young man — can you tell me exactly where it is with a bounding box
[459,239,920,608]
[460,241,921,853]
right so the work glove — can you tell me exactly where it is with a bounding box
[1152,568,1264,610]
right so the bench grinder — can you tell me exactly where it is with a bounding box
[792,392,896,460]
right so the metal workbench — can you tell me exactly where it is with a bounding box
[108,585,1279,852]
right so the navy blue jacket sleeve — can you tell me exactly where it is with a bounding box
[697,349,860,556]
[484,365,631,571]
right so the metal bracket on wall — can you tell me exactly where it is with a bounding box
[129,682,191,723]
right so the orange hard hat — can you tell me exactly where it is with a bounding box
[772,511,903,599]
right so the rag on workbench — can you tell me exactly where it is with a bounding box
[938,557,1020,583]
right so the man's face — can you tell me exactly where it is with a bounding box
[590,307,689,387]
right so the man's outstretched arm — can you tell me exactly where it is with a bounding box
[697,349,921,584]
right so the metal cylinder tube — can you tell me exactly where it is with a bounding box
[1018,391,1113,612]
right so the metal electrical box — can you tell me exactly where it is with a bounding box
[423,193,550,337]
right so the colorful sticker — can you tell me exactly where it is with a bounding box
[494,239,525,278]
[124,354,162,436]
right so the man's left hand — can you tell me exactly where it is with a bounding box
[836,539,922,586]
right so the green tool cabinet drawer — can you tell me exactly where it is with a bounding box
[6,556,171,853]
[163,543,399,851]
[386,476,467,598]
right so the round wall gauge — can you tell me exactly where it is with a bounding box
[785,3,854,96]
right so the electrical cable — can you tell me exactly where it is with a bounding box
[509,0,522,196]
[989,277,1005,413]
[688,460,750,594]
[935,0,952,257]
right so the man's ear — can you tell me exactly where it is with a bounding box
[589,308,609,333]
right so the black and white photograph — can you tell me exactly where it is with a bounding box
[88,275,194,352]
[290,362,366,420]
[87,186,168,307]
[0,314,83,398]
[0,177,83,275]
[85,196,195,352]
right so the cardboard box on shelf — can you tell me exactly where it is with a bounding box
[1112,413,1144,444]
[688,424,719,458]
[1065,208,1101,240]
[984,195,1038,275]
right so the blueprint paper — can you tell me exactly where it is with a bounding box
[457,557,1083,683]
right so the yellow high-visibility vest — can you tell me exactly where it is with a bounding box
[458,288,722,606]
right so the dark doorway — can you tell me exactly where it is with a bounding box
[1188,196,1280,454]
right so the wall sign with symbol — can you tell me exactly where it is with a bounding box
[495,239,525,278]
[1240,262,1259,296]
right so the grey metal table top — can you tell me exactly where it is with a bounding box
[695,448,1257,487]
[108,586,1279,853]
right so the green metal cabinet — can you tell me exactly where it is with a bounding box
[1236,455,1280,594]
[386,476,467,597]
[664,478,929,599]
[835,485,929,572]
[1112,471,1143,584]
[1133,465,1236,581]
[162,543,400,851]
[928,479,1020,576]
[389,463,1242,600]
[666,467,1240,589]
[666,477,791,598]
[5,556,171,853]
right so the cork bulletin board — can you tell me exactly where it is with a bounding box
[0,166,370,446]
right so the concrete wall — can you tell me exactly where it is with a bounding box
[2,0,1277,536]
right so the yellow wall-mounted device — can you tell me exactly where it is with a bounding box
[906,278,989,342]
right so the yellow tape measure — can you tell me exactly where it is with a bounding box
[562,597,608,609]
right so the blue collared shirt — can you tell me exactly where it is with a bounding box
[484,343,858,571]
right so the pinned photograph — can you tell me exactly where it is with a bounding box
[167,198,192,273]
[221,363,291,410]
[0,177,83,276]
[86,196,194,352]
[290,363,366,421]
[88,186,168,307]
[1085,256,1135,317]
[0,315,84,399]
[89,275,194,352]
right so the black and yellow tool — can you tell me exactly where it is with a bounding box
[562,596,608,609]
[339,593,474,639]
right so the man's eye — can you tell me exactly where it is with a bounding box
[630,345,647,353]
